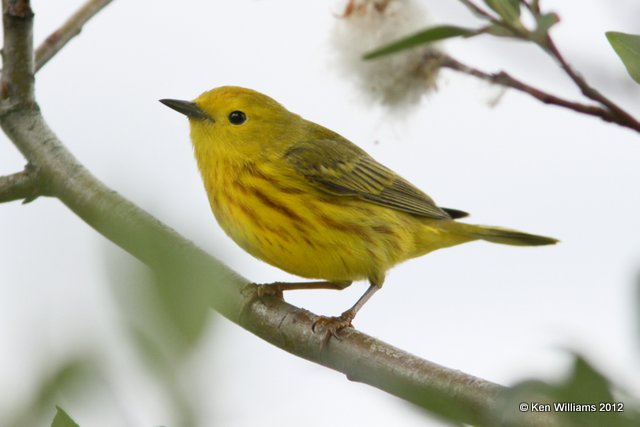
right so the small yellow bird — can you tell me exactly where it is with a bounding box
[161,86,557,334]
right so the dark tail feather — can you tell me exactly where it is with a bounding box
[441,207,470,219]
[458,224,558,246]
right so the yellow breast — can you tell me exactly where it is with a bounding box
[198,155,423,283]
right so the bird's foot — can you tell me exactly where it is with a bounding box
[244,280,353,299]
[312,310,355,340]
[241,283,284,300]
[246,282,285,299]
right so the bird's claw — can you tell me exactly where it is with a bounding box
[245,282,284,299]
[312,312,355,340]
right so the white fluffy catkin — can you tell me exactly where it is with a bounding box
[332,0,443,107]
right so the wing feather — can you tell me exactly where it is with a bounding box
[284,139,455,220]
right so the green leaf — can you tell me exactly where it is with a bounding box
[484,24,518,38]
[484,0,521,24]
[51,406,79,427]
[606,31,640,84]
[533,12,559,40]
[363,25,475,60]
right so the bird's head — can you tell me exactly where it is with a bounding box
[160,86,299,158]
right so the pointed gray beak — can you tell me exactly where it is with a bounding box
[159,99,212,121]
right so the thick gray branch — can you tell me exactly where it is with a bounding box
[1,0,35,104]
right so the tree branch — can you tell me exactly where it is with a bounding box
[0,164,41,203]
[449,1,640,133]
[34,0,113,72]
[440,53,640,132]
[542,36,640,130]
[1,0,35,104]
[0,2,558,426]
[459,0,499,23]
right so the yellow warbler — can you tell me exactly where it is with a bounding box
[160,86,557,333]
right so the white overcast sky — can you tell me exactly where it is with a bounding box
[1,1,639,426]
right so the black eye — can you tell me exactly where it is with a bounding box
[228,110,246,125]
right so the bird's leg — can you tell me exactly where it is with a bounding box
[251,280,353,298]
[312,284,380,338]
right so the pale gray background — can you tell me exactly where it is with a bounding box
[1,1,639,426]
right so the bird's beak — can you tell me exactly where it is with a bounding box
[159,99,212,121]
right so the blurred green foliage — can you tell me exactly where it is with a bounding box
[105,242,219,427]
[50,406,78,427]
[499,355,640,427]
[2,241,219,427]
[6,359,93,427]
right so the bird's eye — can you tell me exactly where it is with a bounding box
[228,110,247,125]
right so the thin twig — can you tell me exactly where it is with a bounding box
[34,0,113,72]
[440,54,640,132]
[542,36,640,129]
[0,2,559,426]
[521,1,536,15]
[531,0,541,14]
[459,0,498,22]
[0,165,41,203]
[454,0,640,133]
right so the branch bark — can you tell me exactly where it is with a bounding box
[35,0,113,72]
[0,2,558,426]
[0,165,41,203]
[441,1,640,133]
[439,54,626,126]
[542,36,640,130]
[1,0,34,104]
